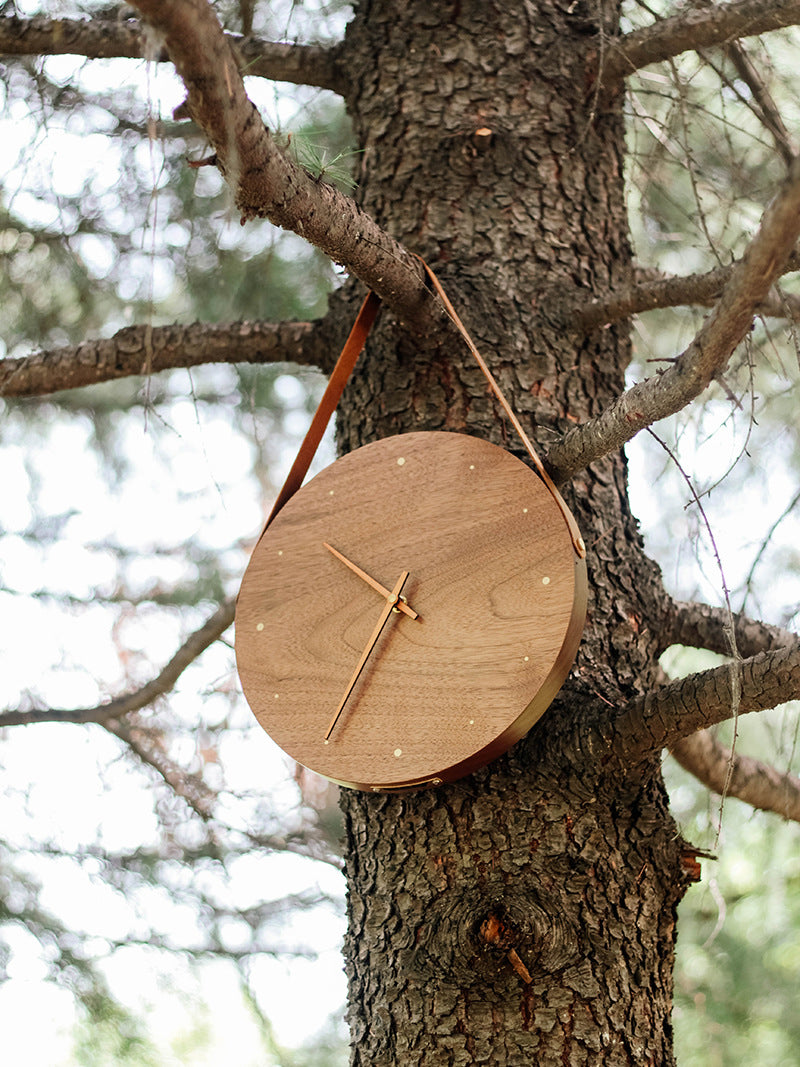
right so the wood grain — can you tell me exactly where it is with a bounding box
[236,432,586,790]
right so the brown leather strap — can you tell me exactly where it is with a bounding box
[261,290,381,531]
[414,256,586,559]
[262,263,585,560]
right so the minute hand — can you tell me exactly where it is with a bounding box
[324,570,410,741]
[323,542,419,619]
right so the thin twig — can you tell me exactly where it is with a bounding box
[645,427,741,842]
[741,485,800,612]
[715,41,795,165]
[0,599,235,726]
[548,154,800,483]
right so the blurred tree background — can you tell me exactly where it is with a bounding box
[1,0,800,1063]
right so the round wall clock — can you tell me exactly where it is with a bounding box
[235,430,587,791]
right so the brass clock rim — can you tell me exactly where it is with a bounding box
[309,551,587,792]
[235,431,587,792]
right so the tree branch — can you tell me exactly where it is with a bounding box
[0,319,323,398]
[0,598,234,727]
[606,644,800,762]
[103,932,317,961]
[104,714,218,820]
[662,604,799,814]
[128,0,436,332]
[741,485,800,607]
[0,14,347,95]
[717,40,797,166]
[235,35,345,94]
[605,0,800,83]
[667,600,799,658]
[546,154,800,484]
[671,730,800,822]
[571,253,800,331]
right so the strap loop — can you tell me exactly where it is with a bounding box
[260,263,586,560]
[413,256,586,558]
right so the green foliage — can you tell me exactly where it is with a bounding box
[71,995,161,1067]
[0,843,159,1065]
[662,649,800,1064]
[243,982,347,1066]
[289,136,362,191]
[671,765,800,1066]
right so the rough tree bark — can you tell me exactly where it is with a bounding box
[6,0,800,1063]
[333,4,684,1063]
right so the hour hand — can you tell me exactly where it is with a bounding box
[323,542,419,619]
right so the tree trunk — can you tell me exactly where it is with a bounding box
[336,2,690,1062]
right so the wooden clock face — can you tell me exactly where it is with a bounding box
[235,431,587,791]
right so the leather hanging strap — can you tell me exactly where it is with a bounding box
[413,256,586,559]
[262,290,381,531]
[261,263,585,560]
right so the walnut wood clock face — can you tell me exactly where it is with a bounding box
[235,432,587,791]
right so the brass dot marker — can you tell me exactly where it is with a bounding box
[256,622,264,632]
[394,748,403,757]
[542,576,550,585]
[397,457,405,466]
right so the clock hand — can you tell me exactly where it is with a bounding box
[324,570,410,741]
[323,542,419,619]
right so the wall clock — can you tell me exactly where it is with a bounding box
[236,263,587,791]
[235,431,587,791]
